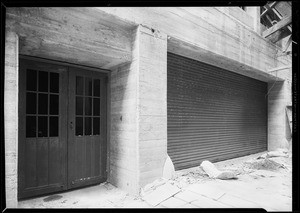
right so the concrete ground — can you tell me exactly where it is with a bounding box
[18,152,292,210]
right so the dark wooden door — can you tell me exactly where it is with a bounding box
[19,58,107,199]
[67,67,107,189]
[19,59,68,199]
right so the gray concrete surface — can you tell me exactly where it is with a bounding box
[18,152,292,211]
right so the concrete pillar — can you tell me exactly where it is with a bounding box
[137,26,167,187]
[245,7,261,35]
[109,25,167,194]
[268,80,291,151]
[4,30,19,208]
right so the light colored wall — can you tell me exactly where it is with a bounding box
[267,66,292,151]
[109,25,167,194]
[95,7,291,78]
[244,7,261,34]
[137,26,168,187]
[109,28,139,193]
[4,30,19,208]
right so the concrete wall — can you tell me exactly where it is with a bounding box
[4,30,19,208]
[109,60,139,193]
[216,7,255,30]
[137,26,167,187]
[109,25,167,194]
[95,7,291,79]
[267,65,292,151]
[109,28,139,194]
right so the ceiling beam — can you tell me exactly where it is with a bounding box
[263,15,292,38]
[283,35,292,53]
[272,7,283,19]
[261,2,278,18]
[270,29,291,43]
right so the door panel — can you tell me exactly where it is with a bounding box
[68,67,107,189]
[19,59,68,199]
[19,58,107,199]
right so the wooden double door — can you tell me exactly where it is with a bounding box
[18,58,107,199]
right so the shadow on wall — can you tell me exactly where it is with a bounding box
[109,60,139,194]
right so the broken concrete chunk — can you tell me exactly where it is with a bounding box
[163,155,175,180]
[257,149,289,159]
[257,153,268,159]
[267,151,289,158]
[276,148,289,153]
[200,160,237,180]
[200,160,221,178]
[216,171,237,180]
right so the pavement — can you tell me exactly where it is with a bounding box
[17,152,292,211]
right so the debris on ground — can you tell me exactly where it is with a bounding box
[244,158,287,171]
[249,170,278,179]
[43,194,63,202]
[200,160,238,180]
[257,148,289,159]
[141,183,180,206]
[140,178,168,197]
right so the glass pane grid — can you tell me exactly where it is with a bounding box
[75,76,101,136]
[26,69,59,138]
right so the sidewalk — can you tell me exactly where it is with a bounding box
[18,152,292,211]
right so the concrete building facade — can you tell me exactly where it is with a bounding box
[4,6,292,207]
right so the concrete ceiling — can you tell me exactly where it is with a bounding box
[6,7,137,70]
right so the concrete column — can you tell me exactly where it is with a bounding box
[268,80,291,151]
[245,7,261,34]
[4,30,19,208]
[136,26,167,187]
[109,25,167,194]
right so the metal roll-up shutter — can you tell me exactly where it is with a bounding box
[167,53,268,170]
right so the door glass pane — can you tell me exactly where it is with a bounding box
[50,95,59,115]
[26,69,37,91]
[93,117,100,135]
[76,97,83,115]
[76,76,84,95]
[85,78,92,96]
[26,116,36,137]
[38,71,48,92]
[93,98,100,116]
[76,117,83,136]
[50,72,59,93]
[49,116,58,137]
[26,93,36,114]
[85,97,92,115]
[38,116,48,137]
[38,94,48,115]
[93,79,100,97]
[85,117,92,135]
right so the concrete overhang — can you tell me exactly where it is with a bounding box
[6,7,136,70]
[168,36,284,83]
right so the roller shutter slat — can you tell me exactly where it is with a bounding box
[167,53,268,170]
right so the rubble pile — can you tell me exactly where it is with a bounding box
[243,158,287,171]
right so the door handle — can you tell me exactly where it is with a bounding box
[70,121,74,130]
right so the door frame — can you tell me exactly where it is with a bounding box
[18,55,110,199]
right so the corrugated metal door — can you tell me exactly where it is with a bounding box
[167,53,267,170]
